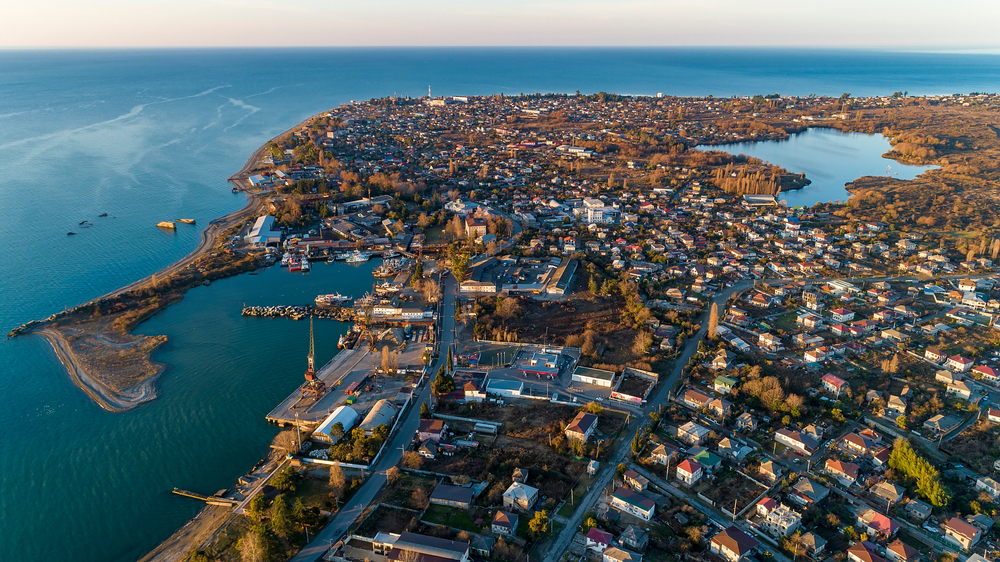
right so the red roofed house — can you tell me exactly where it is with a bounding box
[831,308,856,323]
[676,459,704,486]
[417,419,448,442]
[947,355,974,373]
[586,527,614,553]
[756,497,778,517]
[825,458,860,486]
[925,348,946,363]
[710,526,760,562]
[884,539,921,562]
[848,542,888,562]
[858,509,899,540]
[974,365,1000,384]
[821,373,849,397]
[989,408,1000,424]
[944,517,981,551]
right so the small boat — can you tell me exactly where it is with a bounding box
[157,221,176,230]
[79,220,88,226]
[382,250,400,258]
[98,213,108,217]
[316,293,352,306]
[176,219,195,225]
[289,256,301,271]
[300,259,310,272]
[67,232,75,236]
[280,252,291,267]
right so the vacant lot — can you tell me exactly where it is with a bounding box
[381,472,439,510]
[693,469,766,515]
[422,504,486,534]
[355,504,419,537]
[941,419,1000,475]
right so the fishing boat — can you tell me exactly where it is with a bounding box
[280,252,291,267]
[374,258,406,278]
[288,256,301,271]
[345,251,372,263]
[315,293,352,306]
[382,250,400,258]
[300,258,310,272]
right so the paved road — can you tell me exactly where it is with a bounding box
[289,274,457,562]
[542,280,753,562]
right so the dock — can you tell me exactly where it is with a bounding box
[265,347,377,427]
[171,488,238,506]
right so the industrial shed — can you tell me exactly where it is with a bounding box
[312,406,358,444]
[359,399,398,436]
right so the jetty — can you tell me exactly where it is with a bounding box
[171,488,238,507]
[241,304,355,321]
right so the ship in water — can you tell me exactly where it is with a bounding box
[373,258,406,278]
[288,256,301,271]
[315,293,352,306]
[280,252,291,267]
[300,257,310,272]
[345,251,372,263]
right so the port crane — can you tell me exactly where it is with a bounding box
[300,316,326,399]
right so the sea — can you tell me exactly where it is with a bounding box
[1,48,999,562]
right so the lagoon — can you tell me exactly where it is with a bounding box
[714,127,938,207]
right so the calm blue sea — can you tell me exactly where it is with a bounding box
[1,48,998,562]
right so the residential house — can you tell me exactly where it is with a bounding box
[947,380,973,400]
[842,432,875,455]
[758,460,781,483]
[825,459,860,486]
[603,547,642,562]
[947,355,974,373]
[710,526,759,562]
[620,525,649,552]
[800,532,827,557]
[756,497,778,517]
[736,413,757,432]
[975,476,1000,500]
[831,308,856,323]
[974,366,1000,385]
[610,487,655,521]
[944,517,981,551]
[903,499,932,521]
[502,482,538,512]
[676,459,704,486]
[707,398,732,418]
[925,348,946,363]
[386,532,471,562]
[885,539,921,562]
[858,509,899,540]
[712,350,737,370]
[565,411,599,442]
[775,428,819,455]
[418,419,448,442]
[847,542,888,562]
[430,484,474,509]
[491,511,518,536]
[989,408,1000,424]
[585,527,613,552]
[714,375,738,395]
[790,478,829,506]
[677,421,711,446]
[623,469,650,492]
[650,443,679,465]
[512,467,529,484]
[763,504,802,537]
[871,481,905,507]
[682,389,713,410]
[821,373,849,397]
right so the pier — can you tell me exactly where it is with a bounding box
[171,488,238,507]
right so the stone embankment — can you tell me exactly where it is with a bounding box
[241,305,355,321]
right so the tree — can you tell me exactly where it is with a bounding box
[708,303,719,339]
[896,415,907,428]
[237,525,274,562]
[328,462,346,503]
[433,370,455,395]
[888,437,951,507]
[411,488,429,509]
[246,494,270,521]
[269,494,295,539]
[417,213,432,229]
[386,466,400,485]
[411,260,424,285]
[329,422,345,442]
[420,280,441,303]
[632,331,652,355]
[402,451,423,469]
[528,510,550,539]
[449,250,470,281]
[270,466,297,492]
[420,401,431,419]
[583,401,603,415]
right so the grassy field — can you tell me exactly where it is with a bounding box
[423,504,484,534]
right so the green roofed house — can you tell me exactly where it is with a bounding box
[688,447,723,472]
[573,366,616,388]
[714,375,739,395]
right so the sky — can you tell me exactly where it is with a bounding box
[5,0,998,49]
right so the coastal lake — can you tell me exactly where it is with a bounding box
[713,127,939,207]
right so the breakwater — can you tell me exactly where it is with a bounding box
[241,305,356,321]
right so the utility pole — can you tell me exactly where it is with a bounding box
[295,412,302,454]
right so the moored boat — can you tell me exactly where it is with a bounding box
[315,293,352,306]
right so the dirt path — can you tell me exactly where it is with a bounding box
[137,505,232,562]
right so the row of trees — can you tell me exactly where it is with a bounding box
[888,438,951,507]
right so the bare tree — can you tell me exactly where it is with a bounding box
[329,462,346,503]
[708,303,719,339]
